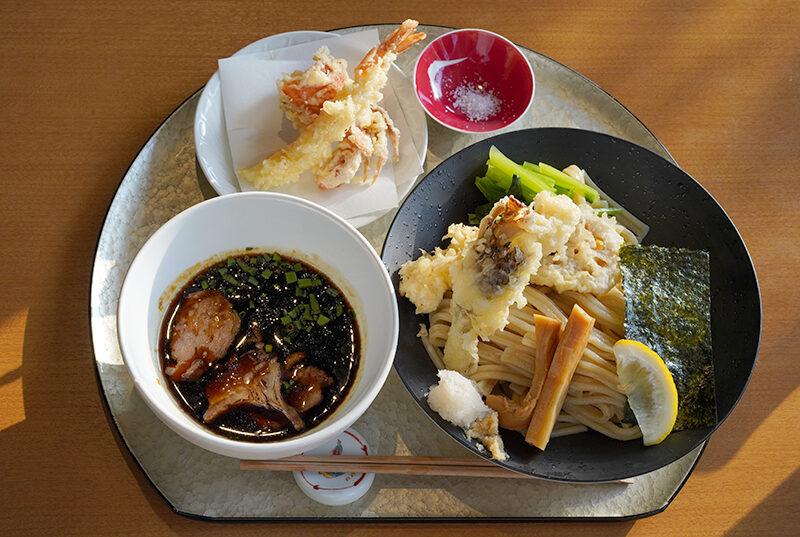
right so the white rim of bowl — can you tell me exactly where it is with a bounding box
[117,191,399,459]
[412,28,535,134]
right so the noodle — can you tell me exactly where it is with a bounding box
[424,283,643,441]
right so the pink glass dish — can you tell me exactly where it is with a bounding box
[414,29,534,133]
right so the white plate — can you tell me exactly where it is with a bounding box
[194,30,429,228]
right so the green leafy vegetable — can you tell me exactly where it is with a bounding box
[467,202,493,225]
[471,146,601,218]
[537,161,598,203]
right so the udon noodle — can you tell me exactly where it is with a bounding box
[420,283,641,441]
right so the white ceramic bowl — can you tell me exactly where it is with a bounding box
[117,192,398,459]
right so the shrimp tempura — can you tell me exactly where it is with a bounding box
[238,20,425,190]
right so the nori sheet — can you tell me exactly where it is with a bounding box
[619,245,717,430]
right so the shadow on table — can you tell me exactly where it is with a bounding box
[724,468,799,536]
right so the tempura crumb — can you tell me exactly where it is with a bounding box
[467,413,508,462]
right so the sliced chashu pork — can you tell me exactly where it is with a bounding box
[166,290,240,381]
[203,346,304,430]
[281,351,335,413]
[286,364,334,412]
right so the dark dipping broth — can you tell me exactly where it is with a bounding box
[159,251,359,442]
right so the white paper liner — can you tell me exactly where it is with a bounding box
[219,29,423,221]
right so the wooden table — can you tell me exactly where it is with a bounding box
[1,1,797,534]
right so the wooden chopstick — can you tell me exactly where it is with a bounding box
[240,455,632,483]
[242,455,524,478]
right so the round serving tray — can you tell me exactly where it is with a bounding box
[91,24,705,520]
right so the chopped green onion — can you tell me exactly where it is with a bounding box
[292,263,303,271]
[222,274,240,286]
[226,257,235,266]
[245,247,253,251]
[248,299,255,309]
[285,271,297,284]
[272,253,281,263]
[297,278,314,288]
[317,314,331,326]
[261,268,273,279]
[247,276,259,286]
[218,267,228,275]
[200,280,209,290]
[264,344,272,352]
[309,294,320,314]
[325,287,339,297]
[280,315,292,325]
[236,257,256,275]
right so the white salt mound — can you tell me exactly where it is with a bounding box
[452,83,501,122]
[427,369,491,428]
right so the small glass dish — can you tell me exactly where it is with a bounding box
[413,28,534,133]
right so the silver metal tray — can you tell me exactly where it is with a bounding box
[90,24,704,520]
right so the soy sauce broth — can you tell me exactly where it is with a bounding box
[159,251,359,442]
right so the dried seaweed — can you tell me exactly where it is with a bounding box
[620,245,716,430]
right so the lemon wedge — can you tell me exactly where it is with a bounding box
[613,340,678,446]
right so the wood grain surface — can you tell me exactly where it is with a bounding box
[1,1,798,535]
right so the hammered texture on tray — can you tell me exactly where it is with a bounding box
[90,24,700,519]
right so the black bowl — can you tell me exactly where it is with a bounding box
[381,127,761,482]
